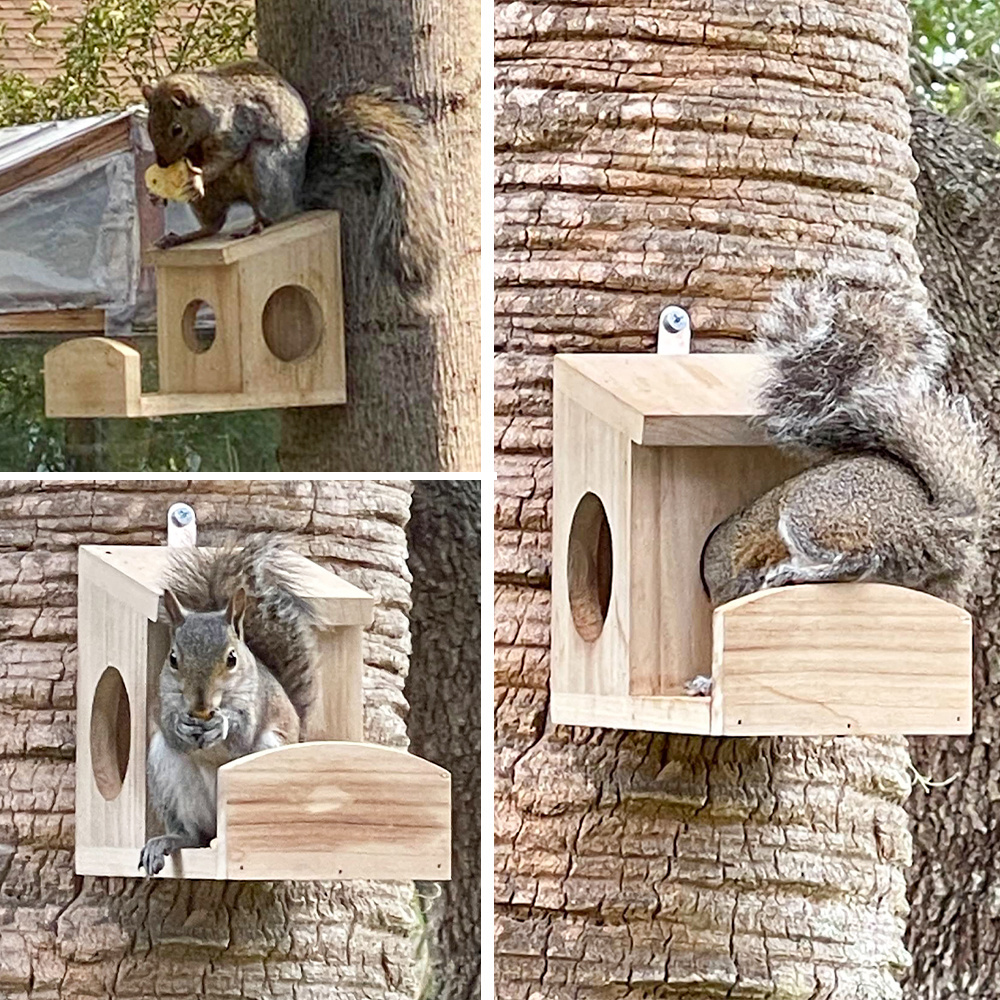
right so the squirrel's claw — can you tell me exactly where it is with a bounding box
[139,837,170,877]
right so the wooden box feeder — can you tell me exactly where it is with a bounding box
[76,544,451,880]
[44,212,345,417]
[551,353,973,737]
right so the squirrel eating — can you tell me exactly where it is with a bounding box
[142,59,441,304]
[139,535,317,876]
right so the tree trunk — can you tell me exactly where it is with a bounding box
[495,1,921,996]
[258,0,480,473]
[903,107,1000,999]
[0,479,428,999]
[405,481,482,1000]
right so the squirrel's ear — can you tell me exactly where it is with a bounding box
[227,587,248,637]
[167,82,196,108]
[141,83,154,102]
[163,588,188,626]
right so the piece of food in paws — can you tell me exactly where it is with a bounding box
[144,159,205,202]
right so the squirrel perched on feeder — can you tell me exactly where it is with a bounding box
[139,535,317,876]
[142,59,441,304]
[699,276,996,612]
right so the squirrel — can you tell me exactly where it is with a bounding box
[699,277,996,611]
[139,535,317,876]
[142,59,441,303]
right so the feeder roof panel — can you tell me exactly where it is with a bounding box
[143,210,339,267]
[553,353,770,446]
[79,545,373,627]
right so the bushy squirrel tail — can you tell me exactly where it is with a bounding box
[163,535,317,724]
[754,277,995,524]
[305,90,443,305]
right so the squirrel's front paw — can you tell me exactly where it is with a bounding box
[176,712,228,749]
[154,232,186,250]
[197,712,228,748]
[139,836,173,876]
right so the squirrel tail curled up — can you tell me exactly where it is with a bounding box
[700,276,997,608]
[754,277,994,533]
[163,535,317,724]
[305,90,443,305]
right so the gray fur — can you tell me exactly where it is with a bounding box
[701,277,998,608]
[305,89,444,303]
[144,62,440,303]
[163,534,316,721]
[139,535,314,875]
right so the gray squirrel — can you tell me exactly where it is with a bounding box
[699,277,996,610]
[139,535,316,876]
[142,59,441,304]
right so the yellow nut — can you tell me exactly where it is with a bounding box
[144,159,205,203]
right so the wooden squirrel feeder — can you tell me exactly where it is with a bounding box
[44,211,345,417]
[76,541,451,880]
[551,353,973,736]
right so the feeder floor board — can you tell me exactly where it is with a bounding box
[551,583,973,737]
[76,742,452,881]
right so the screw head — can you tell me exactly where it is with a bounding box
[659,305,690,334]
[168,503,195,528]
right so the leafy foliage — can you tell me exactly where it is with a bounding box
[911,0,1000,140]
[0,2,275,472]
[0,340,280,472]
[0,0,254,126]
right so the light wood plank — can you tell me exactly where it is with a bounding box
[80,546,371,625]
[44,338,144,418]
[555,353,771,445]
[550,692,712,734]
[217,742,451,880]
[712,583,972,736]
[629,445,802,695]
[144,211,339,266]
[0,308,105,334]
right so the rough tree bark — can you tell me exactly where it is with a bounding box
[495,1,922,996]
[903,108,1000,999]
[0,479,429,999]
[405,481,482,1000]
[258,0,481,473]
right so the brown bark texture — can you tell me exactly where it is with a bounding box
[903,108,1000,1000]
[404,481,482,1000]
[0,479,429,999]
[495,1,924,997]
[259,0,481,473]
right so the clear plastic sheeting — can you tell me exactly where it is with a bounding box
[0,148,140,331]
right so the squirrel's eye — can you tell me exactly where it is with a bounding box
[168,650,178,669]
[171,122,183,137]
[226,649,238,670]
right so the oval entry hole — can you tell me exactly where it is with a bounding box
[182,299,217,354]
[262,285,323,362]
[91,666,131,800]
[567,492,613,642]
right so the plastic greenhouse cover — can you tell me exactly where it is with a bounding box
[0,148,140,332]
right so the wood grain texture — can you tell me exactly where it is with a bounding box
[0,308,105,335]
[74,543,384,878]
[43,213,345,417]
[555,353,772,445]
[261,0,481,473]
[218,741,451,880]
[712,583,972,736]
[496,1,927,995]
[2,480,431,998]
